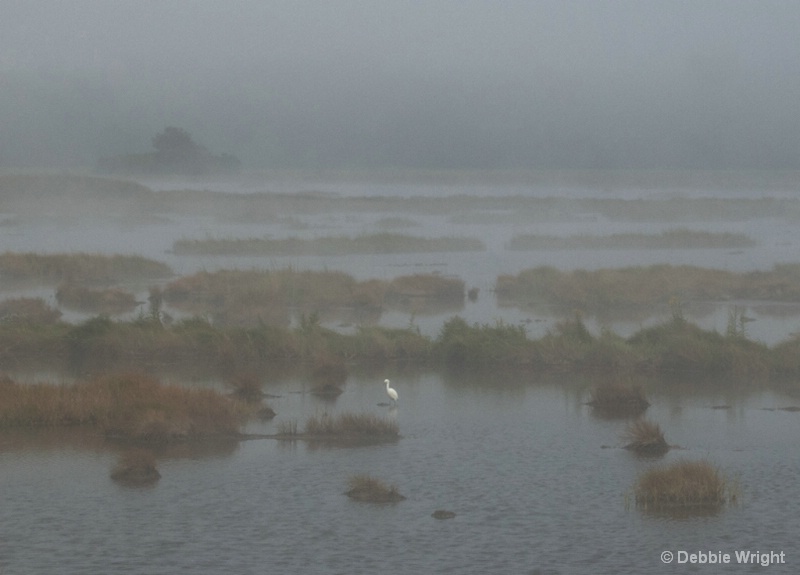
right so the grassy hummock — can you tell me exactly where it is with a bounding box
[633,460,736,511]
[110,449,161,486]
[345,474,405,503]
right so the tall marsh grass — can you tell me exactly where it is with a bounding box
[0,373,245,442]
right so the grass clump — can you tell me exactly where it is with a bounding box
[633,460,736,511]
[345,474,405,503]
[622,419,669,456]
[588,382,650,415]
[110,448,161,486]
[435,316,531,367]
[305,412,399,441]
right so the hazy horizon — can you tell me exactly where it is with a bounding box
[2,1,800,171]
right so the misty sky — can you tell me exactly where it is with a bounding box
[2,0,800,170]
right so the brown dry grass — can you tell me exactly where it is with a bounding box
[0,372,246,442]
[633,460,735,510]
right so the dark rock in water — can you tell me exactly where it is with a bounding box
[431,509,456,520]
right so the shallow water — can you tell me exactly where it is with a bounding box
[2,373,799,574]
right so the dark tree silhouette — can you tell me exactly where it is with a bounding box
[98,127,240,176]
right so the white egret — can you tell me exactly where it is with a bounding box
[384,379,398,403]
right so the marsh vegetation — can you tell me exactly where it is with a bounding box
[345,474,405,503]
[507,228,755,250]
[0,372,252,442]
[588,383,650,416]
[0,251,171,284]
[496,264,800,313]
[632,460,737,511]
[173,233,484,255]
[622,419,669,456]
[304,412,399,441]
[110,449,161,486]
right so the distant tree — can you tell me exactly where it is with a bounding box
[98,126,240,176]
[152,127,205,158]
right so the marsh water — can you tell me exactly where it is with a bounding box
[2,172,800,573]
[3,373,800,574]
